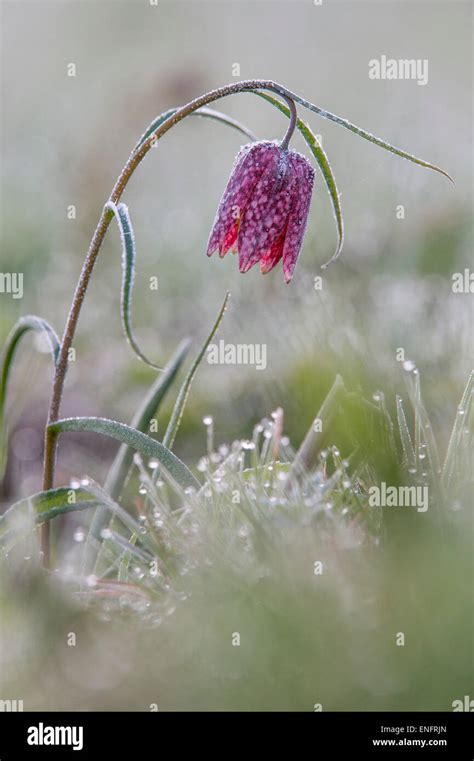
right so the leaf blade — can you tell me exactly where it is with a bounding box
[162,292,230,451]
[106,201,163,370]
[85,338,192,569]
[105,338,191,501]
[0,315,60,477]
[267,85,453,183]
[134,107,257,153]
[48,416,200,491]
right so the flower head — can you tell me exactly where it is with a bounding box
[207,140,314,283]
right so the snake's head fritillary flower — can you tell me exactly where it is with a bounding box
[207,140,314,283]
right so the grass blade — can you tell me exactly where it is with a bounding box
[85,338,192,567]
[162,292,230,451]
[105,338,191,501]
[442,371,474,488]
[134,107,257,153]
[0,315,60,477]
[48,417,200,491]
[0,487,100,549]
[106,201,163,370]
[405,375,441,477]
[291,374,345,475]
[396,395,417,473]
[270,86,453,183]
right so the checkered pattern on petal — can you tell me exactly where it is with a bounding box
[238,150,294,273]
[207,141,277,257]
[282,154,315,283]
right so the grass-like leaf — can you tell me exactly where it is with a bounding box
[106,201,163,370]
[0,487,100,551]
[291,374,345,475]
[443,371,473,488]
[0,315,60,477]
[162,292,230,451]
[82,478,158,558]
[47,417,200,491]
[85,339,192,567]
[105,338,191,501]
[396,395,417,473]
[404,374,441,478]
[270,85,453,183]
[255,92,344,267]
[134,107,257,153]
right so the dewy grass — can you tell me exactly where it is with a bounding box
[0,79,453,574]
[0,367,471,708]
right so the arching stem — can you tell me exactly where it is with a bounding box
[279,96,297,150]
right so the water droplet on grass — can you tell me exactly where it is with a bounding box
[73,528,85,543]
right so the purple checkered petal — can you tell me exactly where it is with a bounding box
[207,141,278,257]
[238,150,294,274]
[282,154,315,283]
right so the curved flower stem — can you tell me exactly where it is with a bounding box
[279,96,297,151]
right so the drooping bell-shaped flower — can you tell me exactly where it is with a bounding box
[207,140,314,283]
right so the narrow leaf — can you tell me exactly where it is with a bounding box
[83,478,157,558]
[0,315,60,477]
[105,338,191,501]
[405,376,441,477]
[48,417,200,491]
[291,375,345,475]
[162,292,230,451]
[442,371,473,488]
[396,395,417,473]
[86,339,192,562]
[0,487,100,545]
[134,107,257,153]
[269,85,453,182]
[106,201,163,370]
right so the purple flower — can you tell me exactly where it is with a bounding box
[207,140,315,283]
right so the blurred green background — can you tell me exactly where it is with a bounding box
[1,0,472,500]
